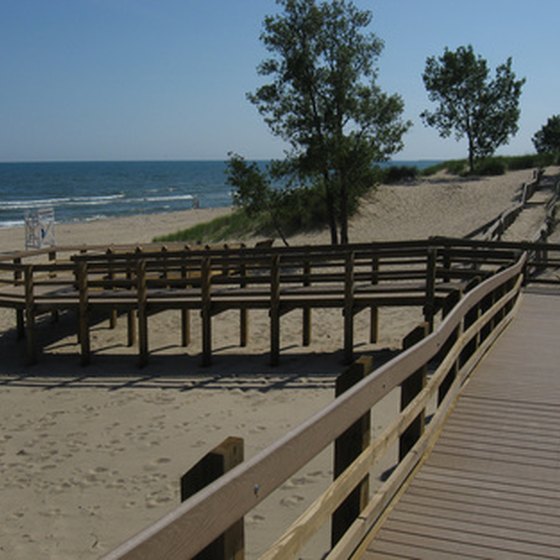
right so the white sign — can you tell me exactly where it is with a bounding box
[25,207,55,249]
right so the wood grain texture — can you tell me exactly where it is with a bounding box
[365,292,560,559]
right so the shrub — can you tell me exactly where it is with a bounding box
[475,157,507,176]
[381,165,418,184]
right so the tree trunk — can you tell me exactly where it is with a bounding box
[339,175,349,245]
[324,175,339,245]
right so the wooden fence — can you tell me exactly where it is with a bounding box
[101,250,527,560]
[0,240,522,367]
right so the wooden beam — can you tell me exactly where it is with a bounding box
[201,257,212,367]
[343,251,355,364]
[370,255,379,343]
[332,356,374,547]
[137,259,148,367]
[181,437,245,560]
[423,248,437,331]
[77,261,91,366]
[13,257,25,339]
[302,257,311,347]
[24,265,36,365]
[270,255,281,366]
[399,322,429,460]
[239,261,248,347]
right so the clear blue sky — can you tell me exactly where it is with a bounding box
[1,0,559,163]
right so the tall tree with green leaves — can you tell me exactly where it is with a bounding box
[421,45,525,173]
[533,115,560,158]
[231,0,410,245]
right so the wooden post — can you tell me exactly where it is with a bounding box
[201,257,212,367]
[399,322,429,461]
[302,256,311,347]
[331,356,374,547]
[270,255,281,367]
[180,262,190,347]
[48,250,59,323]
[24,265,36,365]
[77,261,90,366]
[423,248,437,332]
[137,259,149,367]
[239,261,248,347]
[13,257,25,339]
[126,257,136,347]
[107,248,117,329]
[343,251,355,364]
[181,437,245,560]
[369,255,379,343]
[442,247,451,283]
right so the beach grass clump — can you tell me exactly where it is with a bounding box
[379,165,418,184]
[154,210,256,243]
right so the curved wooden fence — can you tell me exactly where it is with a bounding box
[0,239,522,367]
[100,250,527,560]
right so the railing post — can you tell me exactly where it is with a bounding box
[13,257,25,339]
[201,256,212,367]
[77,261,91,366]
[48,250,59,323]
[343,251,355,364]
[181,437,245,560]
[370,254,379,343]
[270,255,281,366]
[181,256,191,347]
[331,355,374,547]
[24,265,36,365]
[423,248,437,332]
[399,322,429,460]
[106,247,118,329]
[137,259,148,367]
[302,255,312,347]
[239,260,248,347]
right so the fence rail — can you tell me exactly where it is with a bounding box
[102,251,526,560]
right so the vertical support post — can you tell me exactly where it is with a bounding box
[48,250,59,323]
[180,260,190,347]
[399,322,429,461]
[24,265,36,365]
[14,257,25,339]
[343,251,355,364]
[181,437,245,560]
[77,261,90,366]
[369,254,379,343]
[442,248,451,283]
[137,259,148,367]
[302,256,311,346]
[270,255,281,367]
[423,248,437,332]
[125,257,136,347]
[239,261,248,347]
[201,256,212,367]
[331,356,374,547]
[106,247,117,329]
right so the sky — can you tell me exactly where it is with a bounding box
[0,0,559,163]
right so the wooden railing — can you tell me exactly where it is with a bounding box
[102,251,526,560]
[0,240,521,367]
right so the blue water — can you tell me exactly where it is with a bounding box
[0,160,441,228]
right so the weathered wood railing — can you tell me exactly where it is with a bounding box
[0,240,521,367]
[102,251,526,560]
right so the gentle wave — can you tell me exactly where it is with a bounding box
[1,193,126,210]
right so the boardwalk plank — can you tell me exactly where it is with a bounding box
[365,293,560,558]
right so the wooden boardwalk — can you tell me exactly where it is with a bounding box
[362,289,560,559]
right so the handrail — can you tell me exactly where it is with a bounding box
[102,253,526,560]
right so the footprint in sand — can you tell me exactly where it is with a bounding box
[280,495,305,508]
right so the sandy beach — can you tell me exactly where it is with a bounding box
[0,167,557,559]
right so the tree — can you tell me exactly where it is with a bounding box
[234,0,410,245]
[421,45,525,174]
[533,115,560,157]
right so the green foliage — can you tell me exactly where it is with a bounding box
[533,115,560,157]
[475,157,507,176]
[380,165,418,183]
[244,0,411,244]
[153,211,256,243]
[421,45,525,173]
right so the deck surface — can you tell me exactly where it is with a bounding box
[364,290,560,559]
